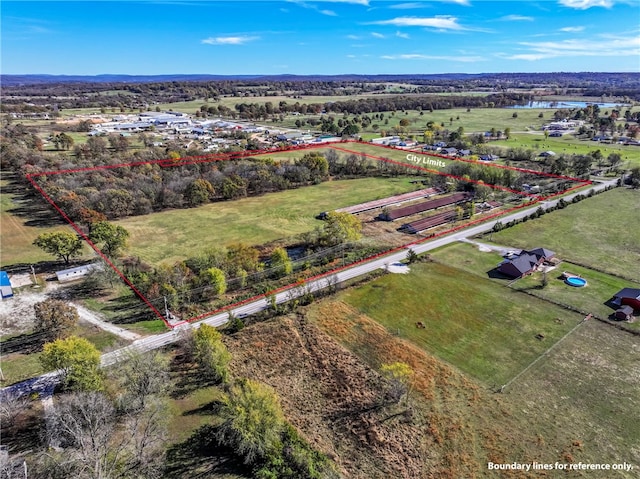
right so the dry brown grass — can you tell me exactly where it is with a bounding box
[308,300,635,479]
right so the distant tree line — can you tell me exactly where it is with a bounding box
[3,73,639,112]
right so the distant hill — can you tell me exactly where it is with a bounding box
[3,72,637,87]
[0,74,261,86]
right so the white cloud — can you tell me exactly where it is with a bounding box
[499,14,534,21]
[313,0,369,4]
[382,53,485,62]
[346,34,361,39]
[370,16,465,30]
[558,0,614,9]
[502,35,640,60]
[560,26,585,32]
[388,0,470,5]
[389,2,424,8]
[372,32,385,38]
[201,36,259,45]
[334,0,369,4]
[288,0,351,15]
[506,53,549,61]
[396,31,410,39]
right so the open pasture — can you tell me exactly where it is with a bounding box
[117,176,422,265]
[0,178,91,268]
[340,261,583,386]
[489,187,640,281]
[506,319,640,474]
[493,133,640,167]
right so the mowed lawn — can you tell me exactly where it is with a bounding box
[341,261,583,386]
[431,242,640,329]
[513,265,640,327]
[118,176,421,265]
[490,187,640,281]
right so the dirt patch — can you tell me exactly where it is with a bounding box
[0,284,60,336]
[226,314,431,479]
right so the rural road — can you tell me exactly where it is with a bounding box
[74,303,141,341]
[1,178,617,398]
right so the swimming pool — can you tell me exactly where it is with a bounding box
[566,277,587,287]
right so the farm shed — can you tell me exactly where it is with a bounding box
[0,271,13,299]
[399,210,457,234]
[614,305,634,321]
[56,263,100,283]
[318,187,439,217]
[611,288,640,311]
[379,192,472,221]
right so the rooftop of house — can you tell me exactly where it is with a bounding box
[527,247,555,260]
[614,288,640,299]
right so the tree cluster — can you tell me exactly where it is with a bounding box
[36,154,333,223]
[33,350,170,479]
[214,378,335,478]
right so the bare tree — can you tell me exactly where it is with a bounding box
[0,391,29,430]
[34,299,79,342]
[44,392,117,478]
[42,391,167,479]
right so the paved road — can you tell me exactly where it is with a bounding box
[1,179,616,398]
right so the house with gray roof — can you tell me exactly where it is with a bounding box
[497,247,555,278]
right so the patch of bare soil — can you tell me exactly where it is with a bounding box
[0,283,61,336]
[226,314,432,479]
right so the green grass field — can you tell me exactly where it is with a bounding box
[493,133,640,168]
[489,187,640,281]
[513,265,640,326]
[340,261,583,386]
[118,176,422,265]
[431,242,640,329]
[0,179,92,268]
[506,319,640,474]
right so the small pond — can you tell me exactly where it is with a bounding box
[507,101,630,109]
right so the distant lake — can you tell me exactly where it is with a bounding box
[508,101,630,109]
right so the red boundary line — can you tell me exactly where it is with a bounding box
[25,174,167,323]
[28,140,591,329]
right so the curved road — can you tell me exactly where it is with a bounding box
[1,179,617,398]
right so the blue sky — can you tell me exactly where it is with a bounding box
[2,0,639,75]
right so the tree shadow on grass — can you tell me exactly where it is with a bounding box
[0,332,44,354]
[3,176,69,228]
[164,425,252,479]
[169,354,220,400]
[1,404,44,454]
